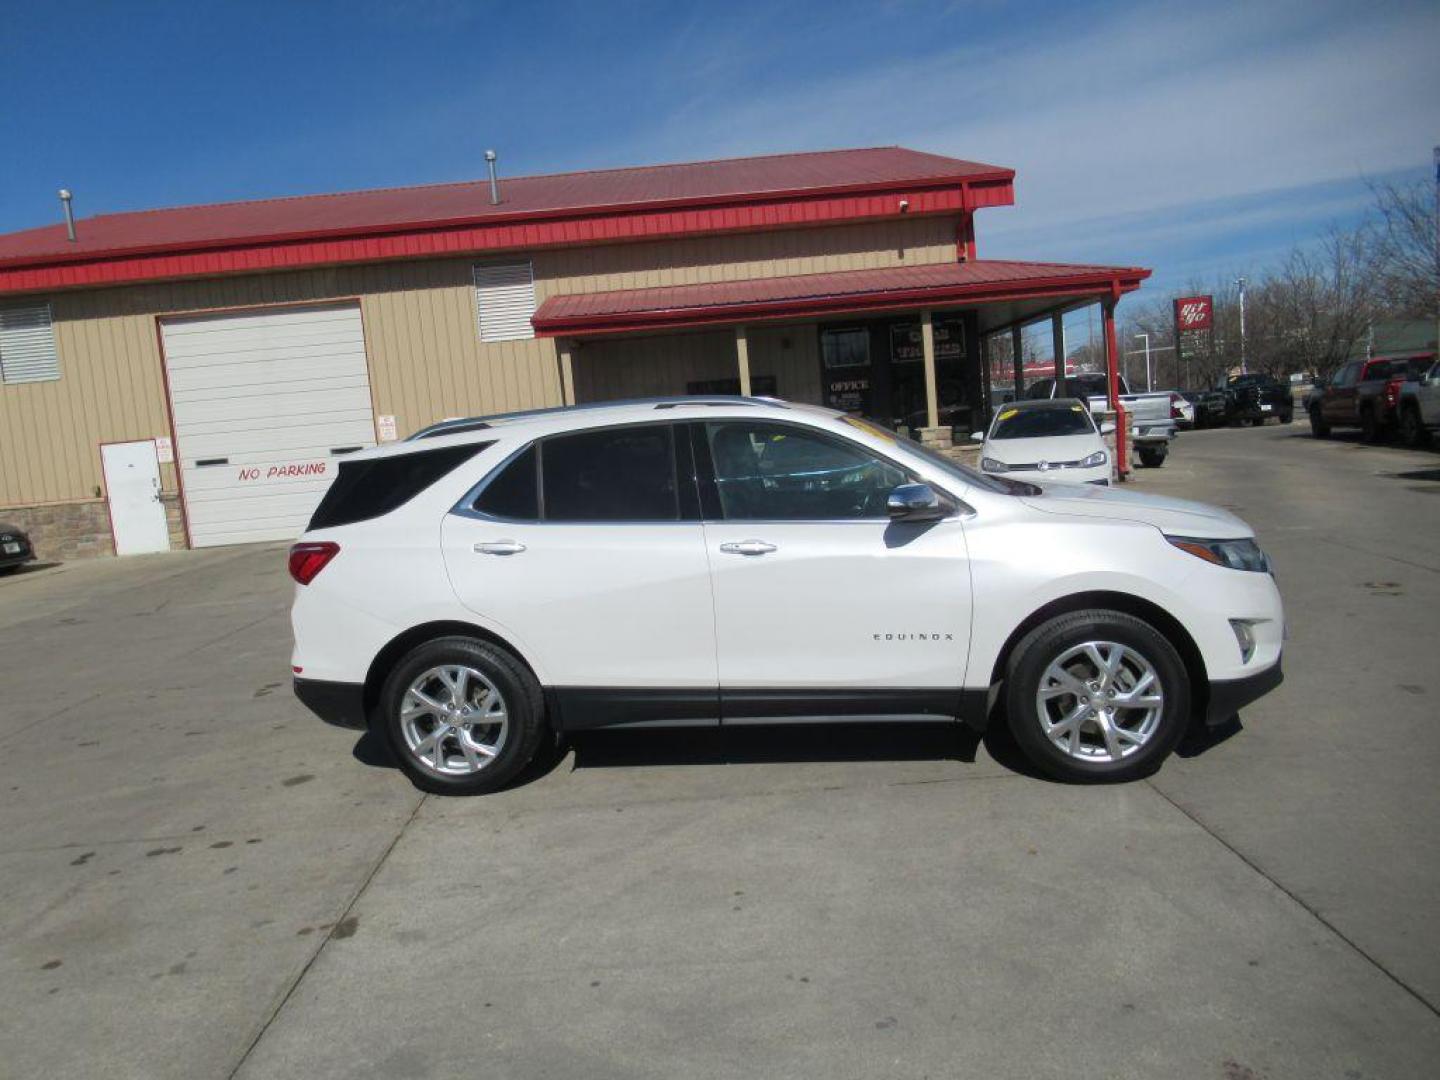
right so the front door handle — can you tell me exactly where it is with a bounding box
[475,540,526,556]
[719,540,777,556]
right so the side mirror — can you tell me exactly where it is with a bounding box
[1100,421,1116,435]
[887,482,951,523]
[969,431,984,442]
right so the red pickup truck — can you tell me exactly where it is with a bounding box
[1310,354,1435,442]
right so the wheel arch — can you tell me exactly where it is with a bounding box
[986,590,1209,719]
[363,620,543,723]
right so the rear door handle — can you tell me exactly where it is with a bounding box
[474,540,526,556]
[719,540,777,556]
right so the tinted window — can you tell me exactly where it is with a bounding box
[473,444,538,520]
[705,421,907,520]
[992,404,1096,439]
[541,425,677,522]
[309,442,490,530]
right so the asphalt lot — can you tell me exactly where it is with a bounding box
[2,423,1439,1079]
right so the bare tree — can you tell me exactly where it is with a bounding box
[1368,179,1439,319]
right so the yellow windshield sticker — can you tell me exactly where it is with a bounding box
[839,415,897,443]
[999,408,1018,421]
[1071,404,1085,412]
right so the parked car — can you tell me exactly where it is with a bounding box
[0,523,36,575]
[1165,391,1195,428]
[1024,374,1176,468]
[1182,389,1228,429]
[290,396,1284,793]
[1311,354,1434,441]
[973,399,1112,485]
[1397,357,1440,447]
[1222,373,1293,426]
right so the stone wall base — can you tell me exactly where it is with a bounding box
[1,500,116,562]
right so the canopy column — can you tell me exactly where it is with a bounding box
[1051,314,1065,382]
[556,338,576,406]
[735,325,752,397]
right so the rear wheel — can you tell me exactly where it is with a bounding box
[1399,405,1429,448]
[1360,407,1382,443]
[1309,406,1330,438]
[1279,407,1294,424]
[378,636,548,795]
[1137,446,1167,468]
[1005,610,1190,782]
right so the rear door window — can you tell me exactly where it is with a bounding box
[540,424,678,522]
[472,444,539,521]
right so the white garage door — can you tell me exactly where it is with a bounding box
[161,302,377,547]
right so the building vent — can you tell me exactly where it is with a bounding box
[0,302,61,384]
[473,261,537,342]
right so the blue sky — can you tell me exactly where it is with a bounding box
[2,0,1435,300]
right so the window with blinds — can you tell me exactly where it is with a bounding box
[473,262,537,343]
[0,302,61,384]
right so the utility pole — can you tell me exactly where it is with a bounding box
[1433,145,1438,359]
[1235,277,1248,375]
[1134,333,1152,391]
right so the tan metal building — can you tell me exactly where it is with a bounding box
[0,147,1147,559]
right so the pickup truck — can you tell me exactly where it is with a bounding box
[1397,357,1440,447]
[1222,373,1293,425]
[1310,354,1434,441]
[1024,374,1177,467]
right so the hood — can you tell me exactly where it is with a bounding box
[1020,483,1253,539]
[983,433,1102,466]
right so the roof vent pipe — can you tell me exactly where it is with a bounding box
[484,149,500,205]
[58,189,77,242]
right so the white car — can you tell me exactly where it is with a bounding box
[975,399,1113,485]
[290,397,1283,794]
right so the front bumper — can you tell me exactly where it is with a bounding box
[1204,659,1283,726]
[293,678,368,730]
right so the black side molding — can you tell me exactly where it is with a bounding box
[547,688,720,731]
[546,686,969,731]
[1205,661,1283,726]
[293,678,368,730]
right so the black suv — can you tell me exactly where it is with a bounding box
[1223,374,1293,426]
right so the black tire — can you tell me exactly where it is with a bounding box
[0,565,18,576]
[1137,446,1166,468]
[1279,408,1293,424]
[1309,406,1330,438]
[1399,405,1429,448]
[378,636,548,795]
[1004,609,1191,783]
[1360,407,1382,443]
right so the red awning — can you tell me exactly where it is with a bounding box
[532,259,1150,337]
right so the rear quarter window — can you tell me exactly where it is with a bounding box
[307,442,491,530]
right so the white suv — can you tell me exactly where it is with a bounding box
[290,397,1283,794]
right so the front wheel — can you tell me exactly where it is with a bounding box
[1360,408,1382,443]
[1137,446,1167,468]
[1005,610,1191,782]
[378,636,548,795]
[1309,407,1330,438]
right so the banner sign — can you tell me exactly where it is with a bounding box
[890,320,965,363]
[1174,294,1215,368]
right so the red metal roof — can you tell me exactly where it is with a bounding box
[532,259,1151,336]
[0,147,1010,269]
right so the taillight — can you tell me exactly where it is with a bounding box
[288,541,339,585]
[1170,392,1183,419]
[1384,378,1402,408]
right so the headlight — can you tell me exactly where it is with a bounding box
[1167,535,1270,572]
[1079,450,1108,468]
[980,457,1007,473]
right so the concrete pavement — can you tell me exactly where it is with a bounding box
[1,424,1437,1079]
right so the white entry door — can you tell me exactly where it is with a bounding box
[160,302,377,548]
[101,440,170,555]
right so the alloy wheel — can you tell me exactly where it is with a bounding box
[1035,641,1164,762]
[399,665,508,775]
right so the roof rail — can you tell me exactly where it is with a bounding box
[405,395,789,439]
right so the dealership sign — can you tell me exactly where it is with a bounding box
[1173,294,1215,367]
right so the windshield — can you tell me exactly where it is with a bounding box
[991,404,1095,440]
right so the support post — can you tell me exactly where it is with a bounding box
[921,309,939,430]
[557,338,576,406]
[1102,297,1127,477]
[1011,324,1024,398]
[1051,314,1065,383]
[735,325,752,397]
